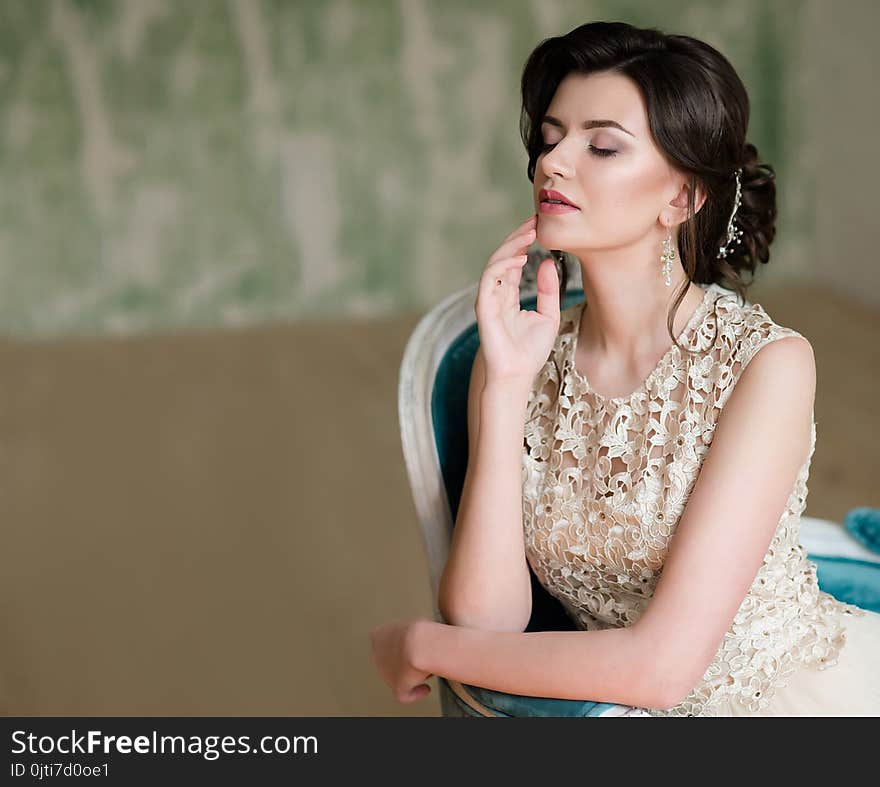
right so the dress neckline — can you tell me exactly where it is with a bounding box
[567,283,716,405]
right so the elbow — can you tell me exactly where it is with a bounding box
[633,629,703,712]
[437,594,461,627]
[437,580,470,628]
[638,667,693,712]
[438,573,531,632]
[437,597,531,633]
[652,681,692,712]
[437,574,461,626]
[652,661,706,712]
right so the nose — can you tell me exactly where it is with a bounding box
[540,140,575,180]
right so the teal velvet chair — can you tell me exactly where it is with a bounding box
[398,270,880,718]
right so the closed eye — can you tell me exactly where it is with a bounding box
[540,142,617,158]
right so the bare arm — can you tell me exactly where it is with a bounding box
[412,617,673,710]
[437,345,534,632]
[634,335,817,705]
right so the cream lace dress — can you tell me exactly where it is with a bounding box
[521,282,880,716]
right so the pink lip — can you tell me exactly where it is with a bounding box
[539,201,580,214]
[539,188,579,208]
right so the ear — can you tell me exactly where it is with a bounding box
[667,176,707,223]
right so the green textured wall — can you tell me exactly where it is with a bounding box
[0,0,812,338]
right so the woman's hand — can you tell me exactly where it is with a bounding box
[475,214,561,386]
[369,618,435,705]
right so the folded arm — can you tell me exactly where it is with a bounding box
[412,617,679,710]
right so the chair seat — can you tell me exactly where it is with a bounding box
[445,678,632,717]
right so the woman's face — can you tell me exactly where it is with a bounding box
[533,70,683,255]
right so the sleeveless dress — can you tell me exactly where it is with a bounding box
[521,282,880,716]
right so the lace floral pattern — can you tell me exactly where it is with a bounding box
[521,283,865,717]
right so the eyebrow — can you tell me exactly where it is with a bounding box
[541,115,636,138]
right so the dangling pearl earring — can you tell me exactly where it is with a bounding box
[660,226,676,287]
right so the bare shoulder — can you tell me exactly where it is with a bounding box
[736,333,816,400]
[716,332,816,464]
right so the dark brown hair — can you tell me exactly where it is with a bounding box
[520,21,777,352]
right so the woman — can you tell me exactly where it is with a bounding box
[370,20,880,716]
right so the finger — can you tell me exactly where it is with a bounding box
[508,253,526,295]
[501,250,527,290]
[483,255,528,292]
[488,226,535,265]
[485,254,528,278]
[535,257,561,322]
[495,226,535,261]
[499,214,537,245]
[477,257,527,310]
[501,261,526,311]
[402,684,431,703]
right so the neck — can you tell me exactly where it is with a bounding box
[571,241,704,367]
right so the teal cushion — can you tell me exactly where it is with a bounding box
[451,682,620,717]
[812,554,880,613]
[844,507,880,555]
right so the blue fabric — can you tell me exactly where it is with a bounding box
[843,507,880,555]
[458,685,619,717]
[443,678,618,717]
[814,507,880,613]
[811,554,880,613]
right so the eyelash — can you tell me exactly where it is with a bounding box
[540,142,618,158]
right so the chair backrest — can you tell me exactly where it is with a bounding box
[398,277,585,630]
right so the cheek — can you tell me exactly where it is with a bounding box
[589,162,665,220]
